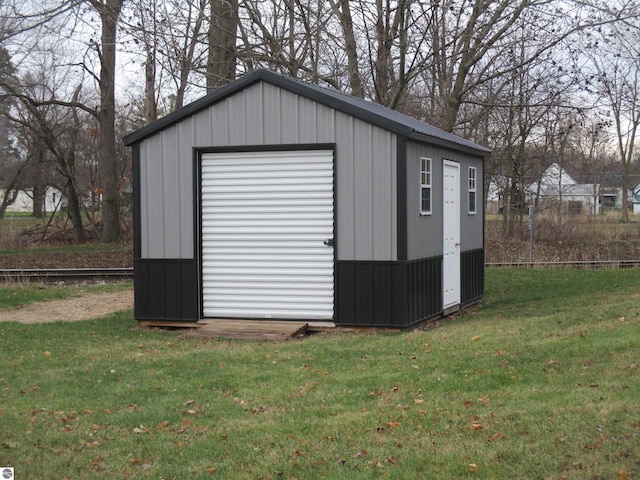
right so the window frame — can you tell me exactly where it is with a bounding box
[420,157,432,215]
[468,166,477,215]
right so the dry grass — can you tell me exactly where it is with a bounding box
[0,269,638,479]
[486,212,640,263]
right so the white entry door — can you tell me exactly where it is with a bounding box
[200,150,335,320]
[442,160,461,310]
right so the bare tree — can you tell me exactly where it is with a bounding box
[87,0,124,242]
[588,24,640,222]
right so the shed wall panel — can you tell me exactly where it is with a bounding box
[141,138,164,258]
[406,141,484,261]
[352,120,374,258]
[138,81,397,262]
[458,156,484,251]
[161,128,180,254]
[139,125,194,259]
[243,83,263,145]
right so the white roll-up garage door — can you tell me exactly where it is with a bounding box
[201,150,335,320]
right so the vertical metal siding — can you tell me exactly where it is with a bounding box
[138,125,194,259]
[459,156,484,251]
[138,81,397,262]
[201,150,335,319]
[405,142,484,261]
[461,249,484,304]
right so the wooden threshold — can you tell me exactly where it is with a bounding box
[140,320,203,328]
[184,319,309,341]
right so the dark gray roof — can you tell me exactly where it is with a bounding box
[123,69,490,155]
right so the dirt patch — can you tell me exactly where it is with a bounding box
[0,290,134,324]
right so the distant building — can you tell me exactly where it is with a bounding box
[527,163,600,215]
[0,187,63,215]
[633,183,640,214]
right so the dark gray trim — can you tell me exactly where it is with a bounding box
[135,259,199,322]
[197,143,337,155]
[123,70,490,156]
[131,143,141,260]
[192,148,201,319]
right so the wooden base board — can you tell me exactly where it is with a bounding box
[183,319,309,341]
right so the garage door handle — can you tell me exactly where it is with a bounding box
[323,238,335,247]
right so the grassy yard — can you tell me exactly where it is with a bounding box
[0,269,638,479]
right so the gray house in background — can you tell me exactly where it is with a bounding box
[123,69,489,328]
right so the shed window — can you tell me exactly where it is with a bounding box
[420,157,432,215]
[468,166,477,214]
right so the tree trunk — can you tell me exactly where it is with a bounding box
[65,177,85,244]
[207,0,239,92]
[92,0,124,243]
[328,0,364,98]
[175,0,207,110]
[144,42,157,123]
[32,184,44,218]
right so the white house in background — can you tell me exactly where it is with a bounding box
[0,187,63,214]
[527,163,600,215]
[633,183,640,214]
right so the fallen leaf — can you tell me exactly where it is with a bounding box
[412,365,420,370]
[184,409,197,415]
[496,350,507,356]
[44,351,52,357]
[387,456,398,465]
[414,399,424,404]
[617,468,628,480]
[470,463,478,471]
[184,400,195,406]
[470,423,483,430]
[472,336,481,341]
[386,421,401,428]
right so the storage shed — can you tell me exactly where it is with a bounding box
[123,69,489,328]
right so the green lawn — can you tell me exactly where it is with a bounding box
[0,269,638,479]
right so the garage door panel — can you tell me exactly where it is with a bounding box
[201,150,335,320]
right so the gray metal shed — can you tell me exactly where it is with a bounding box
[123,69,489,328]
